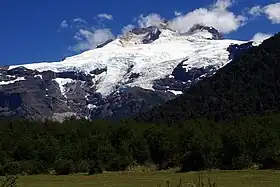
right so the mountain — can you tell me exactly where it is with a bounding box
[136,32,280,124]
[0,24,252,121]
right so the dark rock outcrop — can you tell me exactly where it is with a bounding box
[90,67,107,75]
[227,42,254,60]
[132,26,157,35]
[188,24,223,40]
[129,73,140,79]
[172,63,216,82]
[56,71,92,82]
[96,39,114,49]
[0,78,72,121]
[152,59,218,93]
[0,66,176,121]
[132,26,162,44]
[0,68,92,121]
[7,66,39,77]
[142,28,161,44]
[90,87,175,120]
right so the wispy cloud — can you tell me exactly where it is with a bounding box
[121,24,135,34]
[174,11,182,16]
[58,18,88,31]
[249,5,262,16]
[70,28,115,52]
[63,13,116,52]
[249,2,280,24]
[97,13,113,20]
[73,17,87,24]
[60,20,69,29]
[138,13,165,28]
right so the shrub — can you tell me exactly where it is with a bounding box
[0,162,21,175]
[0,175,17,187]
[18,160,46,175]
[88,160,103,175]
[126,162,158,172]
[53,159,74,175]
[74,160,89,173]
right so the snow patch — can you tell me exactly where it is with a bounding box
[0,77,26,85]
[34,74,43,79]
[87,104,96,109]
[85,94,90,101]
[6,75,16,78]
[168,90,183,95]
[53,78,75,97]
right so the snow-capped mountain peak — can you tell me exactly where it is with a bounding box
[1,25,253,121]
[187,24,223,40]
[8,25,245,96]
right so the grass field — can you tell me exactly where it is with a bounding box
[12,170,280,187]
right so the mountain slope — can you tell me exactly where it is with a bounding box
[0,25,251,121]
[136,32,280,124]
[9,27,245,96]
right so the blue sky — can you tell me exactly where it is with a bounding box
[0,0,279,65]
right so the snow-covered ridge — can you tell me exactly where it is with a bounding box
[8,27,247,96]
[0,77,25,85]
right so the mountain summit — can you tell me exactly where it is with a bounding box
[0,25,251,121]
[187,24,223,40]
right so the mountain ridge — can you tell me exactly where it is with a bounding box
[0,25,256,121]
[136,32,280,124]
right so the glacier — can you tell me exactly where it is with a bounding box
[0,25,253,121]
[8,27,246,96]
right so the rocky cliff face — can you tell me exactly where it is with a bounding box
[0,66,176,121]
[0,25,252,121]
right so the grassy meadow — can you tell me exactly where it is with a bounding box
[12,170,280,187]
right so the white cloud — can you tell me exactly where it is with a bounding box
[121,24,135,34]
[168,0,246,34]
[60,20,69,29]
[249,5,262,16]
[64,0,272,53]
[251,32,273,42]
[264,2,280,24]
[70,28,115,52]
[248,3,280,24]
[132,0,246,34]
[174,11,182,16]
[97,13,113,20]
[138,13,165,28]
[66,14,115,52]
[213,0,233,10]
[59,18,88,30]
[73,18,87,24]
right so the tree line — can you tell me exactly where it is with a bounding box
[1,113,280,175]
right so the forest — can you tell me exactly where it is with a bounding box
[137,33,280,124]
[1,113,280,175]
[1,32,280,177]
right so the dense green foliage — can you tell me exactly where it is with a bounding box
[0,175,17,187]
[137,33,280,124]
[1,114,280,175]
[1,32,280,177]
